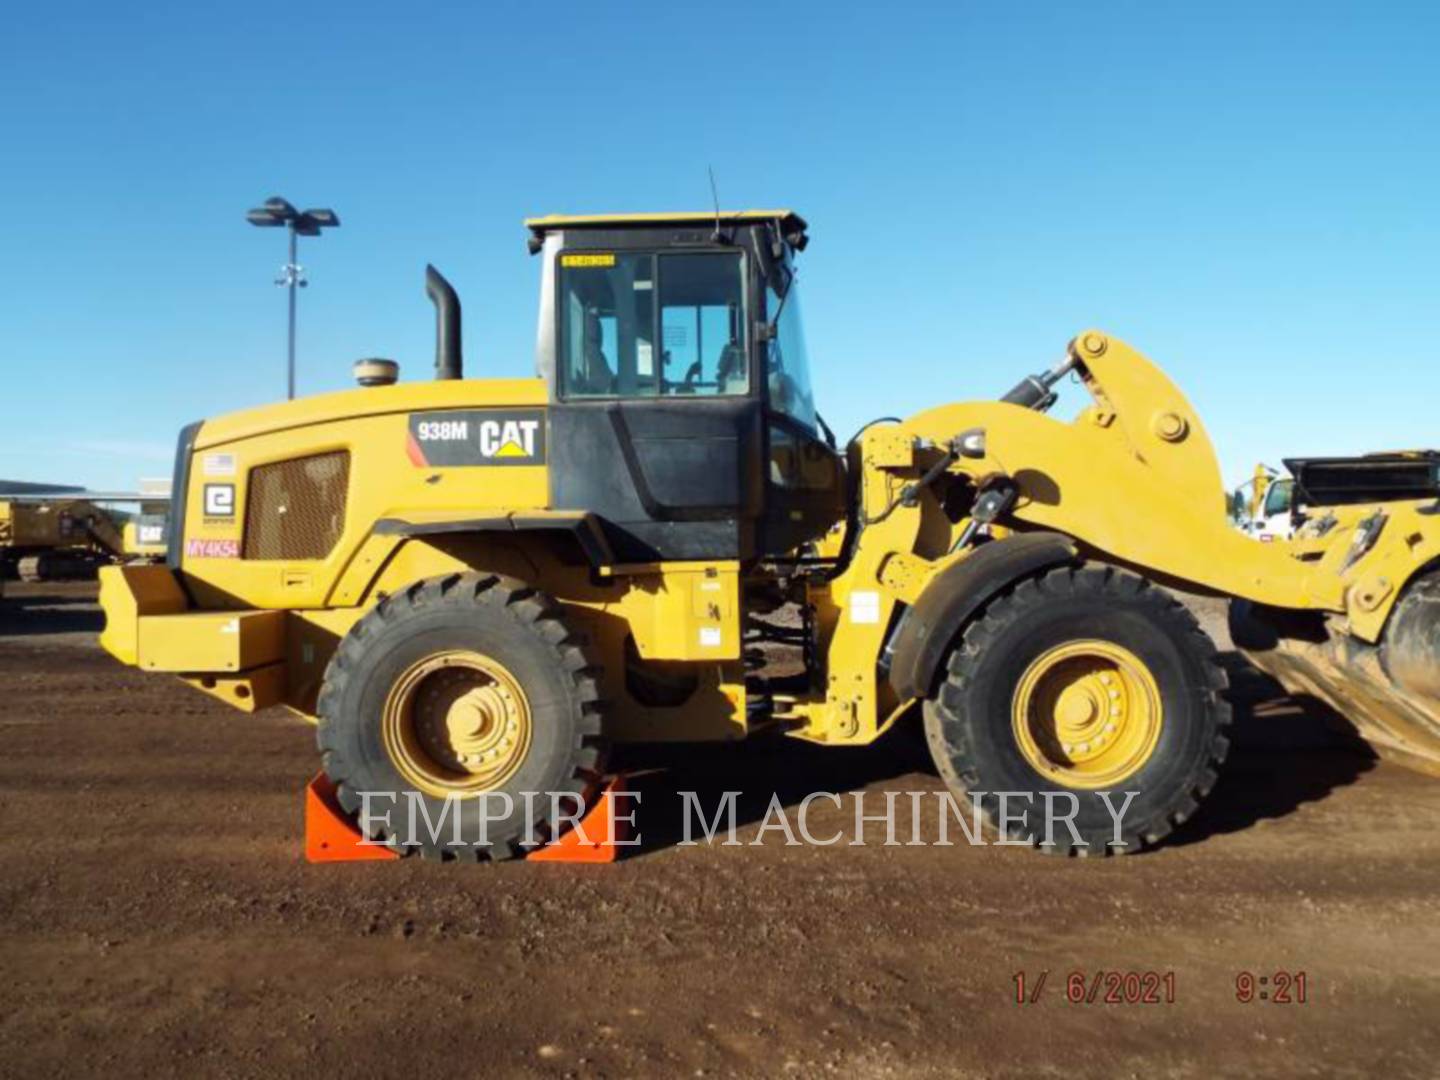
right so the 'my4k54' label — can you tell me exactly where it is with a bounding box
[406,409,546,468]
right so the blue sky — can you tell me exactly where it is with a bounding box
[1,1,1435,492]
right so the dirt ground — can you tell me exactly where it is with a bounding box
[2,582,1438,1079]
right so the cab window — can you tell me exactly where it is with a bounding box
[1263,478,1294,518]
[559,251,747,398]
[765,277,817,428]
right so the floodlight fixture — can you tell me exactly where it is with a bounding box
[245,195,340,399]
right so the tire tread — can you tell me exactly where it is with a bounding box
[924,562,1231,857]
[315,572,607,862]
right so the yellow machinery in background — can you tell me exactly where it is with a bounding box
[0,498,123,581]
[1,491,168,582]
[1232,451,1440,776]
[97,211,1440,859]
[120,500,170,561]
[1228,463,1296,542]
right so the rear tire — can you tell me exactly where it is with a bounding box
[923,564,1230,854]
[317,572,606,861]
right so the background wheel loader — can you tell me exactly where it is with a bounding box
[97,210,1440,858]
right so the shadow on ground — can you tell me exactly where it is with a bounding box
[615,652,1379,857]
[614,722,932,855]
[1161,652,1375,848]
[0,588,104,637]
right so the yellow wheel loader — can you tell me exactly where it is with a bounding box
[96,210,1440,858]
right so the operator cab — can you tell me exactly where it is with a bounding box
[527,211,844,563]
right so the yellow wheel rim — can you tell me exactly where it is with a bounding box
[1012,640,1162,789]
[381,650,532,798]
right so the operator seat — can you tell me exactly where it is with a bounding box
[716,340,746,395]
[573,309,615,394]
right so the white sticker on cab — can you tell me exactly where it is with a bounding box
[203,453,236,476]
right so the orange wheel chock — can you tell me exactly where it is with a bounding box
[303,772,631,865]
[304,772,401,863]
[527,775,631,864]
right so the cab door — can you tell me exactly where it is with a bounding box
[547,248,766,561]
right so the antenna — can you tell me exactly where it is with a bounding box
[708,165,723,241]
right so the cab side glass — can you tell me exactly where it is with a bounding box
[769,423,841,491]
[559,251,747,398]
[766,281,818,429]
[660,253,748,396]
[560,253,653,397]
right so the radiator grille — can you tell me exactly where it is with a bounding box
[242,451,350,560]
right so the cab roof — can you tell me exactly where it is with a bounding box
[525,209,806,236]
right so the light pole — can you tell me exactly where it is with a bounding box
[246,196,340,399]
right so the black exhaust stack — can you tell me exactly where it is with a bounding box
[425,264,463,380]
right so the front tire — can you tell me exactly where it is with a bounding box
[317,573,605,861]
[923,564,1230,854]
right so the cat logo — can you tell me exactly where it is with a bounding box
[407,409,546,468]
[479,418,540,459]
